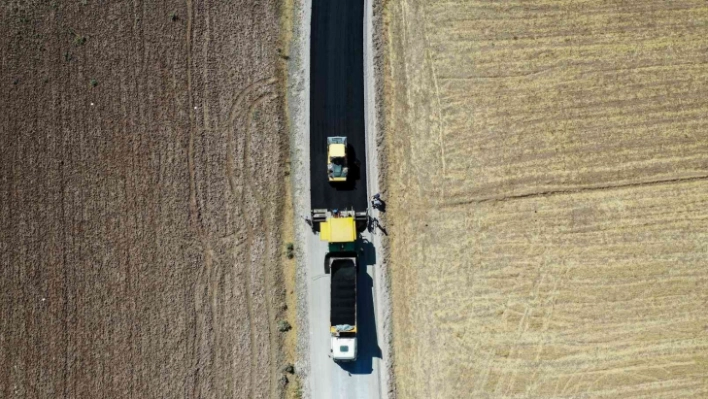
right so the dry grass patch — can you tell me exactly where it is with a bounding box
[383,0,708,397]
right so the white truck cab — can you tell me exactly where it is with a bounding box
[331,336,357,361]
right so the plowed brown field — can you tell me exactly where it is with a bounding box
[383,0,708,398]
[1,1,288,398]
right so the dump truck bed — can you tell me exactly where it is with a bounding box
[330,259,357,326]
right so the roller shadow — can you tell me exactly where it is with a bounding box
[328,144,361,192]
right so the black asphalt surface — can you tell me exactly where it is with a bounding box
[310,0,367,211]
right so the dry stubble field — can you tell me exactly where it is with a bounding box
[1,1,289,398]
[383,1,708,398]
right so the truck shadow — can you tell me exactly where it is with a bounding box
[358,238,376,266]
[337,240,381,374]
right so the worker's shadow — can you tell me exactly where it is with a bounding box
[367,217,388,236]
[338,240,381,374]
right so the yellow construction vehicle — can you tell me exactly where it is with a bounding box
[327,137,348,182]
[311,208,366,252]
[311,208,366,362]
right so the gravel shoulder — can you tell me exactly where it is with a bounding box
[285,0,313,395]
[364,0,395,397]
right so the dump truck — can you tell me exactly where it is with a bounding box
[312,208,366,361]
[328,254,357,361]
[326,137,348,182]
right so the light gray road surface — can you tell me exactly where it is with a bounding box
[305,231,384,398]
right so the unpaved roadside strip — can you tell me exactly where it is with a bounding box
[364,0,394,397]
[286,0,313,396]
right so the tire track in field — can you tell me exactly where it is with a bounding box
[223,78,278,399]
[184,0,211,397]
[201,1,212,131]
[227,78,278,126]
[185,0,198,238]
[187,23,279,392]
[131,0,149,393]
[242,91,280,399]
[198,5,224,391]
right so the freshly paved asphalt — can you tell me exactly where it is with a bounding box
[310,0,367,211]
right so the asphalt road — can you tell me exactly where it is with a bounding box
[302,0,390,397]
[310,0,368,211]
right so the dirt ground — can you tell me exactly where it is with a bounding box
[382,0,708,398]
[0,1,291,398]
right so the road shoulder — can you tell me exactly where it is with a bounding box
[364,0,395,397]
[286,0,313,396]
